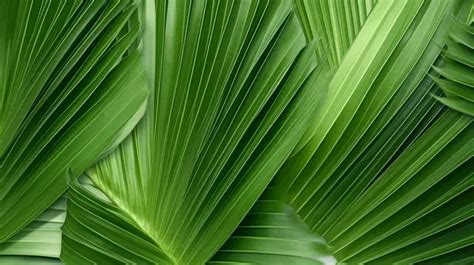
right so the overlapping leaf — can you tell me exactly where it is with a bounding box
[60,0,329,263]
[210,185,335,265]
[0,196,65,264]
[0,0,148,242]
[433,0,474,116]
[3,0,472,263]
[61,176,172,264]
[280,0,474,263]
[294,0,378,69]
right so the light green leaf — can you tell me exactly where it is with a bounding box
[61,176,171,264]
[283,0,473,263]
[60,0,328,263]
[294,0,378,69]
[0,195,66,264]
[433,0,474,116]
[210,185,335,265]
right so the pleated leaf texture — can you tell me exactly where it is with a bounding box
[0,0,473,264]
[0,0,148,244]
[433,2,474,116]
[283,0,473,263]
[61,0,329,263]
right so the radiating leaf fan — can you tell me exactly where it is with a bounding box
[58,0,329,263]
[0,0,472,264]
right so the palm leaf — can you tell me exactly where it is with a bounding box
[294,0,378,69]
[0,0,148,241]
[278,0,473,263]
[210,185,335,265]
[0,196,65,264]
[433,0,474,116]
[2,0,472,263]
[60,0,328,263]
[61,176,172,264]
[292,0,433,153]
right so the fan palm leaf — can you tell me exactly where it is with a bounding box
[0,0,148,242]
[59,0,328,263]
[0,195,65,264]
[281,0,473,263]
[294,0,378,69]
[433,0,474,116]
[209,184,334,265]
[0,0,472,264]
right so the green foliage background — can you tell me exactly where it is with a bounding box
[0,0,472,264]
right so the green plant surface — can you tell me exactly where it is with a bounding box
[294,0,378,69]
[278,0,474,263]
[210,185,334,265]
[59,0,329,263]
[433,0,474,116]
[0,196,65,264]
[0,0,148,243]
[0,0,472,264]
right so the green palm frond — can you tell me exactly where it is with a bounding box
[210,185,335,265]
[294,0,378,69]
[0,0,148,242]
[292,0,441,155]
[59,0,328,263]
[61,176,172,264]
[278,0,473,263]
[433,0,474,116]
[1,0,472,264]
[0,195,65,264]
